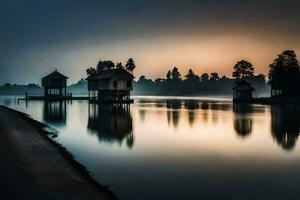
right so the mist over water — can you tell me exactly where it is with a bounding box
[1,96,300,199]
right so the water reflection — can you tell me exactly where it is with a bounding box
[271,106,300,151]
[233,103,253,138]
[4,96,300,199]
[3,98,12,106]
[43,101,67,126]
[139,109,146,122]
[88,104,134,148]
[184,101,199,127]
[201,103,209,123]
[210,103,231,111]
[166,100,181,128]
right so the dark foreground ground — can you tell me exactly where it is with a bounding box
[0,106,116,200]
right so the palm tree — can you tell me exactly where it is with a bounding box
[125,58,136,73]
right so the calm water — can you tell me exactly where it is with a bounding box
[1,96,300,199]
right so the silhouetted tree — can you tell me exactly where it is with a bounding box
[138,75,146,82]
[155,78,164,83]
[185,69,199,81]
[233,60,254,79]
[3,83,11,87]
[210,72,219,81]
[166,70,172,80]
[200,73,209,81]
[171,67,181,80]
[220,75,229,80]
[27,83,39,88]
[116,62,124,69]
[97,60,115,71]
[96,61,105,70]
[268,50,300,95]
[125,58,136,73]
[256,74,266,81]
[86,67,97,76]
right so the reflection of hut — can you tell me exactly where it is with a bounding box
[234,118,252,138]
[42,70,68,99]
[86,69,134,102]
[233,103,253,138]
[233,80,255,102]
[271,106,300,151]
[88,104,134,147]
[43,101,67,125]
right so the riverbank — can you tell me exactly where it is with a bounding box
[0,105,117,200]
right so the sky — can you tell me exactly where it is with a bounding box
[1,0,300,85]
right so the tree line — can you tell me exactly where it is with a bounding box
[86,58,136,76]
[132,59,266,96]
[1,49,298,97]
[132,49,300,97]
[133,69,267,96]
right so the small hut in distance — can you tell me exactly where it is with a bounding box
[87,68,134,103]
[42,70,68,99]
[233,80,255,102]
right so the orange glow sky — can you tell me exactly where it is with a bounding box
[1,0,300,84]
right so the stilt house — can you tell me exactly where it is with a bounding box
[42,70,68,99]
[87,68,134,102]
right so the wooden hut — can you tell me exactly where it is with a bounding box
[42,70,68,99]
[233,80,255,102]
[86,68,134,103]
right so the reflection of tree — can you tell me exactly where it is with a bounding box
[166,100,181,128]
[43,101,66,126]
[172,110,179,128]
[167,110,171,126]
[184,100,199,110]
[201,103,209,123]
[184,100,199,127]
[233,103,253,138]
[88,104,134,148]
[271,106,300,151]
[210,103,231,111]
[188,110,195,126]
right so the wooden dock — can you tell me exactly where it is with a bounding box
[18,95,134,104]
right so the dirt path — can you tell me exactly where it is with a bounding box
[0,106,116,200]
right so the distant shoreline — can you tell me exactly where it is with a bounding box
[0,105,117,200]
